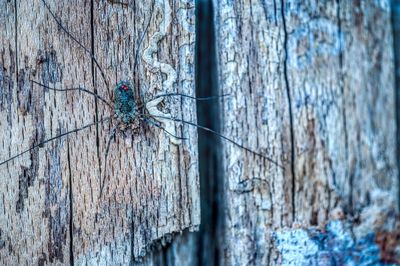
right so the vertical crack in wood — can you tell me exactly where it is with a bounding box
[13,0,18,83]
[280,0,296,222]
[129,210,134,266]
[336,0,350,211]
[391,0,400,211]
[90,0,101,199]
[67,139,74,266]
[196,0,221,264]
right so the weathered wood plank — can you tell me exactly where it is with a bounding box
[213,0,399,265]
[213,0,290,264]
[0,0,199,264]
[1,1,81,264]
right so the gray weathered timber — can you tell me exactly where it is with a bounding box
[213,0,399,265]
[213,0,292,264]
[0,0,199,264]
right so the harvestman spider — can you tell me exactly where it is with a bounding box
[0,0,282,198]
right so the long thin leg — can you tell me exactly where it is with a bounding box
[99,127,116,199]
[148,114,283,169]
[41,0,109,89]
[140,116,186,140]
[31,80,112,109]
[0,116,111,167]
[145,93,230,103]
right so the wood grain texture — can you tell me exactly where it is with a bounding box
[213,0,291,264]
[0,0,199,264]
[213,0,399,265]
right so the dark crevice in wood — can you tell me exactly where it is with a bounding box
[280,0,296,222]
[336,0,350,211]
[176,149,184,228]
[90,0,102,198]
[46,127,67,264]
[13,0,18,84]
[67,139,74,266]
[129,212,134,266]
[15,71,41,213]
[162,244,168,266]
[273,0,278,26]
[391,0,400,211]
[196,0,221,265]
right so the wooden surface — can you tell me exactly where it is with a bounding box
[0,0,199,264]
[213,0,399,264]
[1,0,399,265]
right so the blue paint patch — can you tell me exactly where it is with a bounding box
[274,220,396,266]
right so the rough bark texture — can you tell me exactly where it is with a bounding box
[213,0,399,265]
[0,0,199,264]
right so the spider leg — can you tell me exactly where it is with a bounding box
[140,116,186,140]
[31,80,112,109]
[142,93,230,142]
[0,116,111,167]
[99,126,117,199]
[145,93,231,103]
[149,114,283,169]
[41,0,109,91]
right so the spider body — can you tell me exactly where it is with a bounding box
[114,81,138,124]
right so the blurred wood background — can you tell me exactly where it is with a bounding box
[0,0,399,265]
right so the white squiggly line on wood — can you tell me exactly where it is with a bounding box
[143,0,181,145]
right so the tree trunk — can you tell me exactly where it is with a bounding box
[213,0,399,265]
[0,0,199,264]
